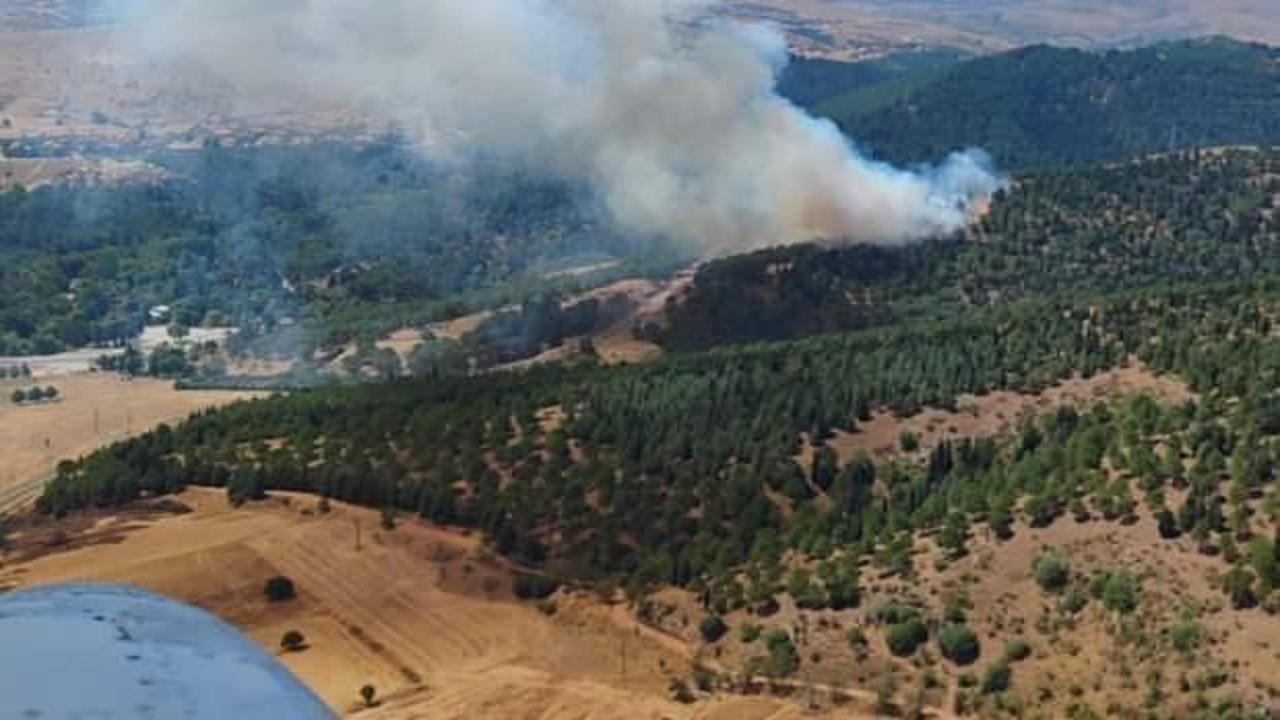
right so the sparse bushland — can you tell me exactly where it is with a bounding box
[28,150,1280,717]
[0,141,680,359]
[39,274,1280,625]
[937,624,981,666]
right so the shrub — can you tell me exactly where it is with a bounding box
[758,630,799,678]
[938,624,981,666]
[1156,508,1181,539]
[1032,552,1071,593]
[512,574,560,600]
[848,628,869,659]
[899,431,920,453]
[668,678,696,704]
[1221,566,1257,610]
[360,684,377,707]
[1004,638,1033,663]
[280,630,306,652]
[699,614,728,643]
[10,389,25,404]
[875,602,922,626]
[739,623,762,643]
[379,506,397,530]
[982,662,1012,694]
[264,575,296,602]
[1101,572,1140,614]
[1061,585,1089,614]
[885,618,929,657]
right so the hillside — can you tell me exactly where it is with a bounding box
[31,273,1280,717]
[825,38,1280,169]
[776,50,966,110]
[21,140,1280,715]
[6,8,1280,718]
[660,148,1280,350]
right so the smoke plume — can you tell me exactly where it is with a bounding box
[126,0,1002,252]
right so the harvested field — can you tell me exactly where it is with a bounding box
[0,372,263,511]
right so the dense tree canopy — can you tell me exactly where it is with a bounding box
[828,38,1280,169]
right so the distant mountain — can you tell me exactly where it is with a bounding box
[727,1,1280,58]
[823,37,1280,169]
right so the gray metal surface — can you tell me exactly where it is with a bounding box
[0,583,334,719]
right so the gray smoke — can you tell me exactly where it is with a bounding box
[126,0,1002,252]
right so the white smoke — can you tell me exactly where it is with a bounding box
[125,0,1002,252]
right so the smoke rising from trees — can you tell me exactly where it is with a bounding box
[128,0,1002,252]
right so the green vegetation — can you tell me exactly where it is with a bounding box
[10,37,1280,719]
[825,39,1280,169]
[280,630,306,652]
[10,386,59,405]
[1097,571,1141,614]
[778,50,966,112]
[937,624,981,665]
[1032,553,1072,593]
[699,614,728,643]
[37,269,1280,618]
[1003,639,1032,663]
[0,141,680,359]
[880,605,930,657]
[750,630,800,678]
[23,120,1280,717]
[982,662,1013,695]
[264,575,296,603]
[662,148,1280,350]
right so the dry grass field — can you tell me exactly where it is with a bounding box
[0,490,873,718]
[4,485,1274,718]
[0,372,262,510]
